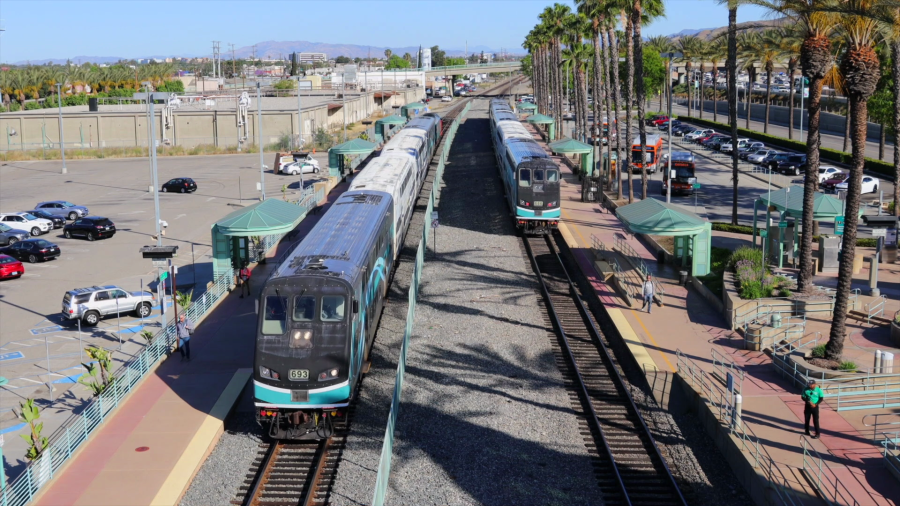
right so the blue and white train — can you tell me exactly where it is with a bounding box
[253,113,442,440]
[488,98,560,234]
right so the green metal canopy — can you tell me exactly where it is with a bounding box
[215,198,308,237]
[405,102,426,109]
[548,137,593,155]
[616,198,709,236]
[329,138,377,155]
[755,185,858,220]
[376,114,407,125]
[526,113,555,124]
[518,102,538,111]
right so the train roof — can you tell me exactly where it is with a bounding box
[271,190,393,282]
[493,111,519,122]
[506,139,552,166]
[497,121,534,143]
[405,116,439,131]
[382,129,426,156]
[349,155,413,193]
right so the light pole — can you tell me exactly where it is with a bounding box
[56,83,67,174]
[257,81,266,200]
[294,76,304,149]
[661,52,682,204]
[149,95,165,312]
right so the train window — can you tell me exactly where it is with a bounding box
[262,295,288,334]
[533,169,544,181]
[547,170,559,182]
[321,296,346,322]
[519,169,532,187]
[293,295,316,321]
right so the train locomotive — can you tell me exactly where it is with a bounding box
[253,112,441,440]
[488,98,560,234]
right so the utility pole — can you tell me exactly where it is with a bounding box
[257,82,266,200]
[230,43,236,78]
[56,83,67,174]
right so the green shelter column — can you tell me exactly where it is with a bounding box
[327,138,377,178]
[526,113,555,142]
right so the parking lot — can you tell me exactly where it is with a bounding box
[0,151,328,421]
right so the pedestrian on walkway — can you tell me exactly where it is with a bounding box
[176,313,194,362]
[641,275,654,313]
[239,262,251,299]
[802,379,824,438]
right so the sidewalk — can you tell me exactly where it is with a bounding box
[29,181,349,506]
[525,122,900,506]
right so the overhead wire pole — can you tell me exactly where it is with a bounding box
[56,83,67,174]
[257,82,266,200]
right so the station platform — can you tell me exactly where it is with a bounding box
[30,180,349,506]
[525,123,900,506]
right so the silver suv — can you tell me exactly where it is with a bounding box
[62,285,155,326]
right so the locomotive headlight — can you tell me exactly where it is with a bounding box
[290,330,313,349]
[259,366,280,380]
[293,330,312,341]
[318,368,340,381]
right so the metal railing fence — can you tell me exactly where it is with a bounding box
[612,234,666,305]
[800,435,860,506]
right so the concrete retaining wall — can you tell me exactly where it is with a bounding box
[0,89,422,151]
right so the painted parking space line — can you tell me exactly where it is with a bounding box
[29,325,62,335]
[0,351,25,361]
[0,423,26,435]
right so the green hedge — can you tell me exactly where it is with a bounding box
[711,222,879,247]
[683,116,896,180]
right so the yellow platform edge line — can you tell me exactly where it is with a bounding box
[557,221,579,249]
[607,308,662,374]
[150,368,252,506]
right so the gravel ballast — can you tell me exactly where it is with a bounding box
[330,99,603,506]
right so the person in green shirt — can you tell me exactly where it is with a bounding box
[801,379,824,438]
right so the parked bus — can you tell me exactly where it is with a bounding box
[660,151,697,196]
[631,134,664,174]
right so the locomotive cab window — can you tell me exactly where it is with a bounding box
[519,169,531,187]
[263,295,288,334]
[547,170,559,182]
[293,295,316,321]
[533,169,544,181]
[321,296,346,322]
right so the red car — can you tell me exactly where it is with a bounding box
[821,173,850,193]
[0,254,24,280]
[650,115,670,127]
[696,133,724,145]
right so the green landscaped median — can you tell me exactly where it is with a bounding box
[682,117,896,180]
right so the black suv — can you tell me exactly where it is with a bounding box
[776,155,808,175]
[161,178,198,193]
[63,217,116,241]
[765,153,792,172]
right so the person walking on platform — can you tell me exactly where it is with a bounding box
[239,262,252,299]
[802,379,824,438]
[176,313,194,362]
[641,275,654,313]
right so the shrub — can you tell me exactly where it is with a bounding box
[730,246,764,270]
[780,288,792,298]
[712,222,754,235]
[811,344,826,358]
[273,79,296,90]
[24,101,42,110]
[16,399,48,461]
[140,330,155,343]
[7,101,21,112]
[839,361,857,371]
[740,280,766,299]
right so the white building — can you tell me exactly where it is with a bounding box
[299,52,327,63]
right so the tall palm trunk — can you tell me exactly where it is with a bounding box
[828,45,880,360]
[747,68,756,129]
[592,26,603,143]
[843,104,851,152]
[764,63,773,133]
[624,13,635,202]
[798,34,832,294]
[788,64,797,140]
[728,4,739,225]
[609,28,624,201]
[685,62,693,117]
[880,122,886,161]
[555,39,565,139]
[893,40,900,217]
[633,2,648,200]
[581,66,590,145]
[699,62,706,119]
[713,67,719,122]
[603,28,615,198]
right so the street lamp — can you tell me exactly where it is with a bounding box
[257,81,266,200]
[661,52,683,205]
[56,83,67,174]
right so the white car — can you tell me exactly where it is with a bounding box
[835,175,879,194]
[441,96,452,102]
[0,212,53,236]
[747,149,778,164]
[817,166,842,184]
[684,129,715,142]
[720,138,751,154]
[282,156,320,175]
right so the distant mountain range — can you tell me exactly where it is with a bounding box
[11,41,522,65]
[667,18,787,41]
[666,28,715,38]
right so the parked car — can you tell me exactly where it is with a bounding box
[738,142,766,160]
[702,135,730,149]
[281,156,321,175]
[161,178,197,193]
[34,201,89,220]
[721,138,752,154]
[672,124,695,137]
[0,238,60,263]
[817,166,842,183]
[0,224,28,246]
[765,153,794,172]
[26,209,65,229]
[645,114,668,127]
[685,129,715,142]
[0,254,24,280]
[63,216,116,241]
[821,173,850,192]
[748,149,779,165]
[61,285,155,325]
[0,213,53,236]
[658,119,684,130]
[776,155,808,175]
[562,112,575,120]
[442,96,452,102]
[835,175,879,194]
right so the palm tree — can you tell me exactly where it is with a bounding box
[696,39,710,119]
[402,52,412,63]
[707,37,727,122]
[677,35,701,117]
[607,24,626,200]
[646,35,676,112]
[773,26,803,139]
[632,0,665,200]
[577,0,608,142]
[739,32,763,129]
[384,49,392,61]
[622,10,636,202]
[759,29,782,133]
[726,0,740,225]
[541,4,573,140]
[889,14,900,216]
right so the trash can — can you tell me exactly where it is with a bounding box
[88,97,99,112]
[771,313,782,329]
[679,270,689,286]
[657,250,666,265]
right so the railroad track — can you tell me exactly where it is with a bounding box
[524,234,687,506]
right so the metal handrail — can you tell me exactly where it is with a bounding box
[710,348,744,394]
[800,435,861,506]
[864,295,886,324]
[774,331,821,355]
[613,234,666,305]
[863,414,900,442]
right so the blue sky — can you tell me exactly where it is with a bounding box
[1,0,773,63]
